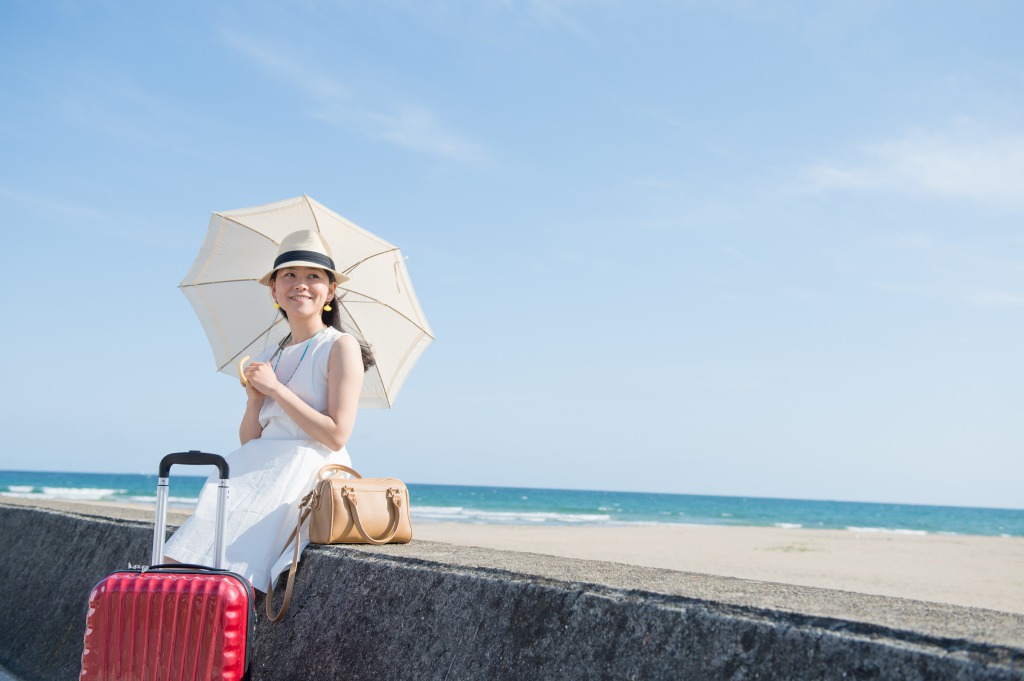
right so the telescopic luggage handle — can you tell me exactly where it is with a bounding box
[152,450,230,569]
[159,451,230,479]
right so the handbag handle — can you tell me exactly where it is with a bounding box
[318,464,362,481]
[342,486,404,545]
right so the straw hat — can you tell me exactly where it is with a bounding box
[258,230,350,285]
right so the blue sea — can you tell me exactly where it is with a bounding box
[1,469,1021,538]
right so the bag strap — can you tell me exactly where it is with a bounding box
[265,463,361,621]
[342,485,404,545]
[265,491,315,622]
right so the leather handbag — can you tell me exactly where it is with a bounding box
[308,464,413,545]
[266,464,412,620]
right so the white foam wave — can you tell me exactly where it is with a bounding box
[774,523,803,529]
[845,526,929,535]
[41,487,125,500]
[0,487,127,501]
[413,505,465,515]
[412,506,610,525]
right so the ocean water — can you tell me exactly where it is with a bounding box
[1,469,1021,537]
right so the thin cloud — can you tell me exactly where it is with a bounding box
[525,0,594,36]
[862,233,1024,310]
[630,176,680,191]
[49,72,212,161]
[362,107,486,162]
[801,122,1024,209]
[0,184,112,221]
[220,29,348,101]
[0,184,174,247]
[482,0,607,36]
[220,29,486,163]
[960,291,1024,308]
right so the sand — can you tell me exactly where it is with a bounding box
[5,497,1022,614]
[412,522,1024,614]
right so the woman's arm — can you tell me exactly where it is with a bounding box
[243,335,364,450]
[239,384,266,445]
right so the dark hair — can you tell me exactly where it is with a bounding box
[270,270,376,372]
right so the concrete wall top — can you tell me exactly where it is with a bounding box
[1,498,1022,681]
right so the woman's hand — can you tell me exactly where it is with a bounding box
[243,380,267,404]
[239,361,273,445]
[243,361,282,397]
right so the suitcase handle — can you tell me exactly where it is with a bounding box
[152,450,229,569]
[159,451,230,479]
[147,563,230,572]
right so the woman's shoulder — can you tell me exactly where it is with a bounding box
[320,327,357,352]
[327,330,362,359]
[320,329,360,371]
[321,326,349,342]
[331,330,358,348]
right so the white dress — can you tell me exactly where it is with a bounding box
[164,326,352,591]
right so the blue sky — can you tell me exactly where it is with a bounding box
[1,1,1021,508]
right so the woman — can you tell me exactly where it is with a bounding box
[165,230,373,591]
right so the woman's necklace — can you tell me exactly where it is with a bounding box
[271,326,327,386]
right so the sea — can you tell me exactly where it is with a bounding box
[1,469,1021,538]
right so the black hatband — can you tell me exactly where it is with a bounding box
[273,250,336,271]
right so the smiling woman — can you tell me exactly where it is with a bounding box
[164,230,374,592]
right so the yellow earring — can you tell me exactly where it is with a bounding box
[323,303,332,312]
[273,302,280,309]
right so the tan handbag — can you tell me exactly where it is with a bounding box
[266,464,412,621]
[308,464,413,545]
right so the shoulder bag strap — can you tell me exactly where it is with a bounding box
[265,463,360,620]
[265,491,316,621]
[264,464,368,618]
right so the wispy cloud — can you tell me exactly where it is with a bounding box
[481,0,608,37]
[51,73,212,160]
[0,184,111,221]
[857,229,1024,310]
[361,107,486,161]
[960,290,1024,308]
[630,176,681,192]
[0,183,174,246]
[220,29,486,163]
[800,121,1024,209]
[220,29,348,101]
[522,0,595,36]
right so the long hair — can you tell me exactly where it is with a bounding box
[270,271,376,372]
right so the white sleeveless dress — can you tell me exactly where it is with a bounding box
[164,327,353,591]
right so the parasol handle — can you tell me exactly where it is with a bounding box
[238,355,251,387]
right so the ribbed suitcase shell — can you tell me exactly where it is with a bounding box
[81,568,252,681]
[81,451,252,681]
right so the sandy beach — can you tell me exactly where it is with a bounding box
[413,522,1024,614]
[5,497,1021,614]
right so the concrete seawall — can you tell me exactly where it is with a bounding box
[1,500,1022,680]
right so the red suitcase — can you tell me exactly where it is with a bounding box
[81,451,255,681]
